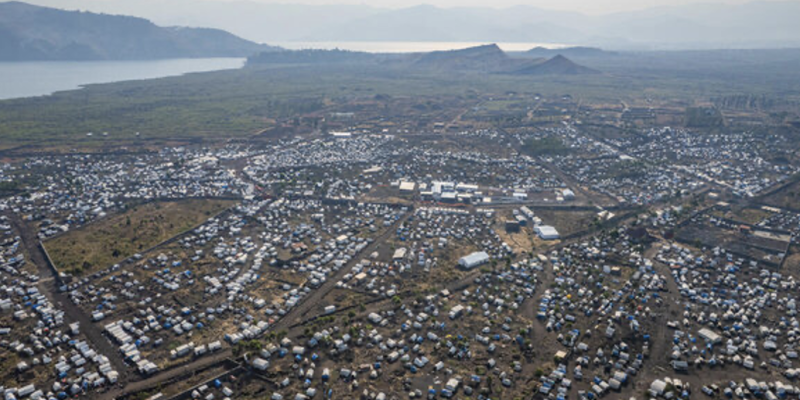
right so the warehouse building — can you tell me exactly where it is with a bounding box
[536,225,560,240]
[458,251,490,270]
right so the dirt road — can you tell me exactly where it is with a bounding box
[6,212,132,384]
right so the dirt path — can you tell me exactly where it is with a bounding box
[99,210,412,399]
[635,241,682,390]
[6,212,132,384]
[97,352,234,400]
[272,212,411,332]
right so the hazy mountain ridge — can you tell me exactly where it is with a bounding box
[520,46,616,58]
[410,44,517,72]
[17,0,800,49]
[308,2,800,48]
[0,1,275,61]
[510,54,600,75]
[247,44,600,76]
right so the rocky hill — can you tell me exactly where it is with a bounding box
[410,44,514,72]
[511,55,600,75]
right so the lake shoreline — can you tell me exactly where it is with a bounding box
[0,58,245,101]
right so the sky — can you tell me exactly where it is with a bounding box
[23,0,790,15]
[213,0,774,14]
[14,0,800,49]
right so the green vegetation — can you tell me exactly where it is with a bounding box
[233,339,263,356]
[0,181,23,198]
[685,107,723,127]
[132,390,161,400]
[248,48,375,65]
[44,199,235,275]
[604,159,649,180]
[2,48,800,146]
[0,181,20,191]
[0,67,328,144]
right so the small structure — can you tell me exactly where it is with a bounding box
[393,248,407,260]
[399,181,416,192]
[698,328,722,344]
[505,220,520,233]
[440,192,458,203]
[671,360,689,371]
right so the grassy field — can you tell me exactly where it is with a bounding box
[44,199,235,275]
[534,209,599,237]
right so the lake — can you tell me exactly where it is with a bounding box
[0,43,565,101]
[275,41,566,53]
[0,58,245,101]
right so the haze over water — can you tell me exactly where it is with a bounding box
[275,41,567,53]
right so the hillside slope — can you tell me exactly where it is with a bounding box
[410,44,515,72]
[0,1,275,61]
[511,55,600,75]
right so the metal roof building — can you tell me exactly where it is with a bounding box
[536,225,560,240]
[458,251,490,269]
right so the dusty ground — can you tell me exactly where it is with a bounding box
[44,199,235,275]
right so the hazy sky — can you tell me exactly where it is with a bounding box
[212,0,777,14]
[25,0,791,15]
[16,0,800,48]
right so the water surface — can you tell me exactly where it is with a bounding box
[274,41,566,53]
[0,58,245,101]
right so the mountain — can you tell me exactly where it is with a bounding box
[306,2,800,49]
[12,0,384,44]
[410,44,515,72]
[21,0,794,50]
[0,1,275,61]
[11,0,800,49]
[522,46,616,58]
[511,55,600,75]
[247,44,599,76]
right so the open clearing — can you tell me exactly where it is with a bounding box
[44,199,235,275]
[761,177,800,211]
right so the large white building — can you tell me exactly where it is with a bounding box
[399,181,416,192]
[458,251,490,269]
[456,183,479,193]
[535,225,560,240]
